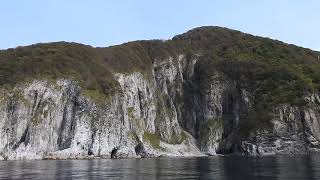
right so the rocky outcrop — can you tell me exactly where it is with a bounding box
[0,55,203,160]
[241,99,320,155]
[1,51,320,160]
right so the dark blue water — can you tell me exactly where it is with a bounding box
[1,155,320,179]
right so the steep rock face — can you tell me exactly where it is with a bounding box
[241,96,320,155]
[0,80,128,160]
[1,53,320,160]
[165,55,320,156]
[186,71,320,156]
[180,70,251,155]
[0,55,203,160]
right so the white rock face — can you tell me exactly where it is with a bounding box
[1,54,320,160]
[0,55,203,160]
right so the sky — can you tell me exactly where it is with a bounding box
[0,0,319,50]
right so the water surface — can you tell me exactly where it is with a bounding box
[1,155,320,179]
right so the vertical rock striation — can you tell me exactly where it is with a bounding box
[1,27,320,160]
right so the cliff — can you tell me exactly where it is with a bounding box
[1,26,320,160]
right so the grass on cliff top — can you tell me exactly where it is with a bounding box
[0,42,119,96]
[0,39,183,97]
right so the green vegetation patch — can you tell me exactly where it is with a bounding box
[143,132,161,149]
[200,117,224,145]
[82,89,110,105]
[0,42,119,99]
[167,130,188,145]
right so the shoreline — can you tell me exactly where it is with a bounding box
[2,152,319,161]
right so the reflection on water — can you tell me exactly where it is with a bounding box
[1,155,320,179]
